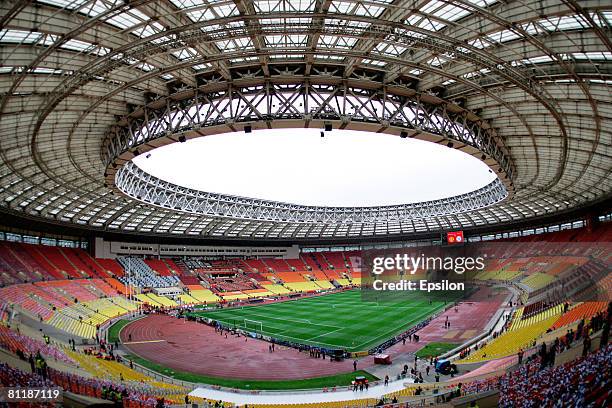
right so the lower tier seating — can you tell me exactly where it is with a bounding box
[551,301,608,330]
[314,280,334,289]
[261,284,292,294]
[284,281,322,292]
[458,314,560,363]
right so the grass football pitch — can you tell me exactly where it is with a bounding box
[188,289,448,352]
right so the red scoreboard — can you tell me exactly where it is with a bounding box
[446,231,464,244]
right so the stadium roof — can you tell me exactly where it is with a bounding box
[0,0,610,241]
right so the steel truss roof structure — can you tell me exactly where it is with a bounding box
[0,0,610,240]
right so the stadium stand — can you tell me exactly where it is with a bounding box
[284,281,322,293]
[117,257,180,288]
[458,311,561,363]
[261,284,292,295]
[551,302,608,330]
[144,259,174,276]
[519,272,556,291]
[498,344,611,407]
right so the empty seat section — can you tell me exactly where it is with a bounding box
[551,302,608,330]
[163,258,182,274]
[242,288,274,298]
[145,293,177,307]
[315,280,334,289]
[177,293,200,304]
[301,254,322,271]
[263,258,291,272]
[284,281,321,292]
[322,252,348,271]
[60,248,98,278]
[219,291,249,301]
[261,284,291,294]
[117,257,180,288]
[20,243,65,279]
[285,258,308,272]
[275,272,306,282]
[36,245,84,279]
[188,289,220,303]
[67,248,114,278]
[96,259,125,277]
[0,242,39,283]
[242,259,268,272]
[458,313,560,363]
[520,272,555,291]
[309,271,328,280]
[179,275,200,285]
[105,278,127,294]
[336,278,351,286]
[144,259,173,276]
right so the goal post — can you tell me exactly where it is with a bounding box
[243,319,263,332]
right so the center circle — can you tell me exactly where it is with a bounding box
[133,129,496,207]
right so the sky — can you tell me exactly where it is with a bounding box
[133,129,496,207]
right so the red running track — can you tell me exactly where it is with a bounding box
[120,286,507,380]
[120,315,359,380]
[382,286,508,355]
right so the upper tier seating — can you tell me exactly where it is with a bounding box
[285,258,308,271]
[241,259,269,273]
[163,258,182,274]
[262,258,292,272]
[36,245,86,279]
[206,274,259,292]
[179,275,200,285]
[95,258,125,277]
[0,242,42,284]
[519,272,556,291]
[117,257,179,288]
[322,251,348,271]
[144,259,174,276]
[302,253,324,271]
[20,243,66,280]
